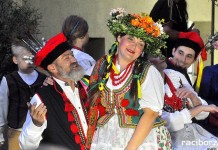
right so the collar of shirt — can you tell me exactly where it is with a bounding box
[18,70,38,85]
[53,77,68,86]
[72,46,82,51]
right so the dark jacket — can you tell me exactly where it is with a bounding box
[6,71,46,129]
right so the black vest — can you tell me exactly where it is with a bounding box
[37,81,88,150]
[6,71,46,129]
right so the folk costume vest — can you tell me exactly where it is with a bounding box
[37,79,88,150]
[6,71,46,129]
[86,56,166,148]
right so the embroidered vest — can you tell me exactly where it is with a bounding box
[6,71,46,129]
[97,62,166,128]
[86,56,167,148]
[38,80,88,150]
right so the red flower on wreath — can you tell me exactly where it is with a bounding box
[121,99,130,107]
[70,124,79,133]
[96,97,101,103]
[125,108,139,116]
[75,134,81,144]
[98,105,106,116]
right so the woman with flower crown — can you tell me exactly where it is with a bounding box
[85,8,172,150]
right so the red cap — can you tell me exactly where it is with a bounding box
[34,33,71,70]
[176,32,206,59]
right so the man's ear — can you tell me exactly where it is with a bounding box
[47,64,57,74]
[12,56,18,64]
[172,48,176,56]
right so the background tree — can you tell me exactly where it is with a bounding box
[0,0,42,80]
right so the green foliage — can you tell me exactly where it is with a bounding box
[0,0,42,79]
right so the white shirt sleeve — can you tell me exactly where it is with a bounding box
[79,59,96,75]
[175,71,210,120]
[19,94,47,150]
[139,65,165,115]
[162,108,192,132]
[0,77,9,127]
[0,77,9,143]
[194,97,209,120]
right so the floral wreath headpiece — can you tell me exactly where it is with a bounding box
[107,8,168,57]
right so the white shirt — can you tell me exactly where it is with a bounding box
[19,77,88,150]
[0,70,38,143]
[72,48,96,76]
[162,69,209,132]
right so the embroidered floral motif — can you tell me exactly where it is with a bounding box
[156,126,172,149]
[121,99,130,107]
[86,105,98,149]
[80,87,87,100]
[84,102,90,109]
[125,108,140,116]
[98,105,106,116]
[92,74,98,81]
[120,98,140,116]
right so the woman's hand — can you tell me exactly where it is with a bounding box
[43,76,53,86]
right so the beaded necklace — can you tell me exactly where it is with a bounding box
[110,56,134,86]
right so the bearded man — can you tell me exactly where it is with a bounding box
[19,33,88,150]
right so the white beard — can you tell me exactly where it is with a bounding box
[57,63,85,81]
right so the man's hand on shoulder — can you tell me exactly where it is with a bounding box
[43,76,53,86]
